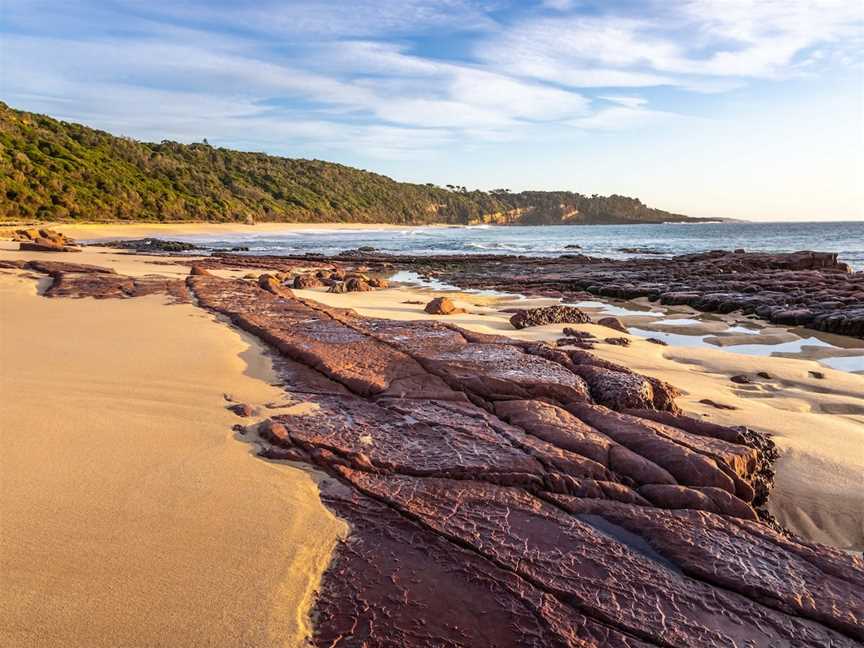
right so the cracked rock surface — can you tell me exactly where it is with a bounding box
[182,274,862,647]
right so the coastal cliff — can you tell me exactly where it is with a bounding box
[0,102,701,226]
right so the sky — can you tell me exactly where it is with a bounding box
[1,0,862,221]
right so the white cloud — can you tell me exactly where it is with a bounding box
[599,96,648,108]
[477,0,863,87]
[2,0,861,163]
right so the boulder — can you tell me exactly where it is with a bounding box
[424,297,465,315]
[258,274,294,298]
[328,278,373,293]
[597,316,628,332]
[227,403,255,417]
[509,305,590,329]
[604,337,631,346]
[293,274,324,289]
[19,240,79,253]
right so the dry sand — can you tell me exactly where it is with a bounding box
[298,285,864,552]
[0,269,347,648]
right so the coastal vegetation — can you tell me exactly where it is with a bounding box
[0,102,697,225]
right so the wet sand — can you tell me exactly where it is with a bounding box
[0,267,347,647]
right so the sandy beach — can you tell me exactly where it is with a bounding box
[0,252,347,647]
[1,235,863,645]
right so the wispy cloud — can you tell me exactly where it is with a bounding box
[477,0,863,85]
[1,0,861,161]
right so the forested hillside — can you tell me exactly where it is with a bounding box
[0,102,696,225]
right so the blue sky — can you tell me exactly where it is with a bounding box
[1,0,862,220]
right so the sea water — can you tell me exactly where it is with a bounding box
[163,221,864,270]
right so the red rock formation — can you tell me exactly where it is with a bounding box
[423,296,465,314]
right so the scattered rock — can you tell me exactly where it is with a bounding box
[14,228,76,248]
[561,328,595,339]
[293,274,325,289]
[757,371,772,379]
[808,370,826,379]
[646,337,668,345]
[258,418,290,444]
[730,375,752,384]
[424,297,465,315]
[328,277,372,293]
[597,316,628,333]
[604,337,631,346]
[368,277,389,289]
[19,240,80,253]
[227,403,255,417]
[509,305,590,329]
[258,273,294,298]
[12,228,41,242]
[617,247,664,255]
[14,228,79,252]
[189,265,211,276]
[556,338,595,349]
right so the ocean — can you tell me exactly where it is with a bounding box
[174,221,864,270]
